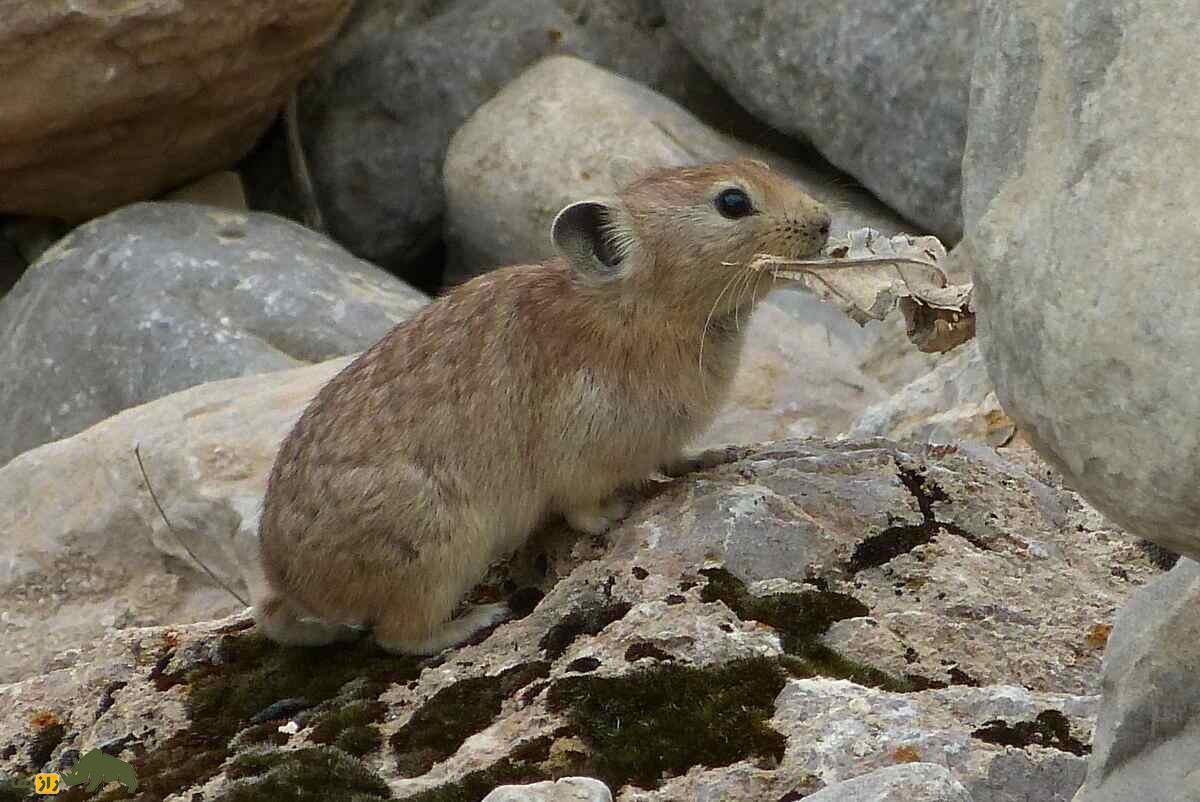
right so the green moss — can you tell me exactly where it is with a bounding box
[392,662,549,778]
[546,657,787,790]
[310,701,385,757]
[700,567,918,693]
[700,568,868,650]
[0,778,33,802]
[539,604,632,660]
[401,738,557,802]
[216,746,392,801]
[89,633,422,801]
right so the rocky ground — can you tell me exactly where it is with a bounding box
[2,1,1197,801]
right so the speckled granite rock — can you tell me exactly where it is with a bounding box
[0,203,426,466]
[0,437,1156,800]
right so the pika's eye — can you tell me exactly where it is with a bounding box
[715,188,755,219]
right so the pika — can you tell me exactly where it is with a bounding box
[255,159,831,654]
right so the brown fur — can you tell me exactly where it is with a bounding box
[255,159,830,654]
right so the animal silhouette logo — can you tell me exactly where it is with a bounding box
[59,749,138,793]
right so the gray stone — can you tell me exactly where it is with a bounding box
[803,763,973,802]
[0,434,1148,798]
[0,202,426,466]
[444,55,928,444]
[284,0,732,275]
[963,0,1200,561]
[483,777,612,802]
[775,681,1092,802]
[1073,559,1200,802]
[847,340,1015,447]
[661,0,973,240]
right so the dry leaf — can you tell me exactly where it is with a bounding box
[751,228,975,353]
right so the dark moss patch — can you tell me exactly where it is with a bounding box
[546,657,786,790]
[311,701,385,757]
[1139,539,1180,571]
[948,667,980,687]
[700,568,917,692]
[248,697,310,725]
[27,722,66,770]
[401,737,558,802]
[95,682,127,721]
[391,661,550,777]
[217,746,391,801]
[507,587,546,619]
[700,567,867,648]
[566,657,601,673]
[631,567,649,580]
[664,594,686,605]
[972,710,1090,756]
[0,778,33,802]
[849,464,989,574]
[623,643,674,663]
[87,634,422,801]
[539,603,632,660]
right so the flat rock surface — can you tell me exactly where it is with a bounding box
[0,435,1159,800]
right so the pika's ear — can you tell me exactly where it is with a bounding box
[551,199,623,276]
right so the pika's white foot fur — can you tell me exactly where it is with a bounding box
[374,602,511,656]
[566,496,632,536]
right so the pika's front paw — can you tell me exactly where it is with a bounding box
[566,496,632,536]
[662,445,748,477]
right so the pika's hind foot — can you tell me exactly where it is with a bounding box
[566,496,631,536]
[374,602,511,656]
[255,596,362,647]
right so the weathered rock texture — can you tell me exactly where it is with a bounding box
[802,762,972,802]
[848,340,1014,447]
[0,357,352,684]
[0,203,426,466]
[1073,559,1200,802]
[0,416,1160,799]
[965,0,1200,561]
[283,0,733,275]
[445,55,936,445]
[0,0,352,220]
[662,0,973,239]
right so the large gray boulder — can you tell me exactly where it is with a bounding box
[283,0,732,276]
[0,203,426,466]
[964,0,1200,560]
[1073,559,1200,802]
[661,0,973,240]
